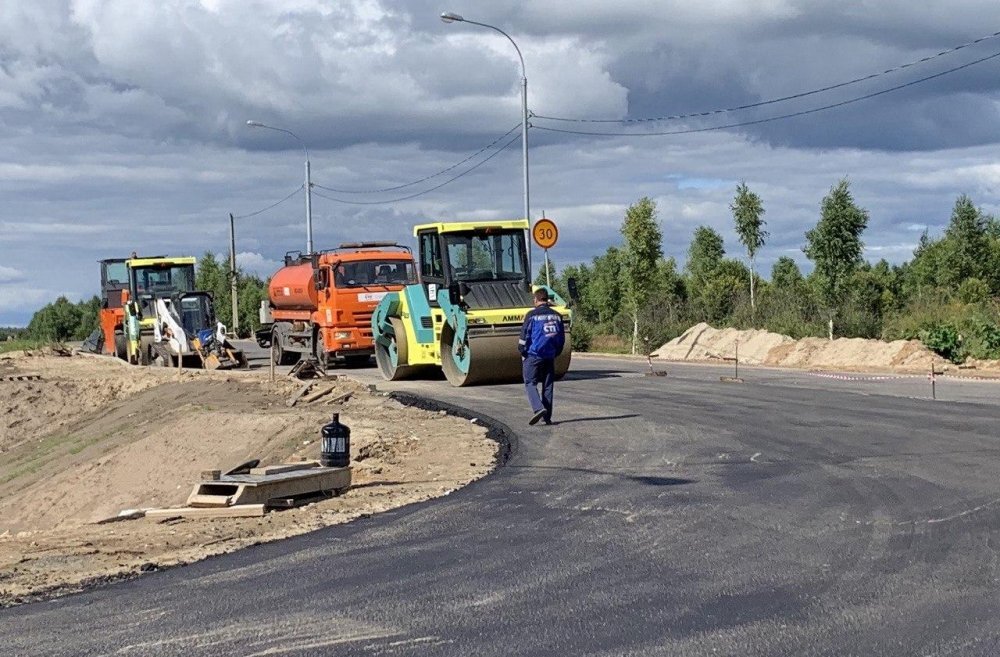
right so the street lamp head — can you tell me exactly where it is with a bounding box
[246,120,264,127]
[440,11,464,23]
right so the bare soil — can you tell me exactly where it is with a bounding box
[0,351,495,605]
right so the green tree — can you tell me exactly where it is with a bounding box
[804,179,869,339]
[237,275,269,335]
[620,197,663,354]
[587,247,624,326]
[27,296,83,341]
[771,257,803,289]
[75,296,102,340]
[902,228,946,298]
[941,195,989,291]
[730,181,768,313]
[685,226,725,296]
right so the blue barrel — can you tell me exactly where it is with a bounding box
[320,413,350,467]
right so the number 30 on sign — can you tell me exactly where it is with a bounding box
[532,218,558,249]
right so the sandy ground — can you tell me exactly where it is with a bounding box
[653,322,964,373]
[0,350,496,605]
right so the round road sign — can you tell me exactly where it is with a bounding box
[532,218,559,249]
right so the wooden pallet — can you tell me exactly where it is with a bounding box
[0,373,41,382]
[186,464,351,508]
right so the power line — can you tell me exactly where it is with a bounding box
[234,184,303,219]
[312,123,522,194]
[311,132,522,205]
[532,28,1000,124]
[532,49,1000,137]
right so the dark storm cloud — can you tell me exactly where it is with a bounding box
[1,0,1000,325]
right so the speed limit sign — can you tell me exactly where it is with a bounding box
[532,218,559,249]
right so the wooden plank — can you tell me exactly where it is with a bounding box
[324,391,353,406]
[301,385,335,404]
[286,382,314,407]
[146,504,266,519]
[248,462,320,476]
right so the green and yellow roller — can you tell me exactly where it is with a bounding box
[372,219,572,386]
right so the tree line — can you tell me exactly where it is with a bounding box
[22,254,269,342]
[544,180,1000,363]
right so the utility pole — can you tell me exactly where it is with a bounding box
[229,213,239,337]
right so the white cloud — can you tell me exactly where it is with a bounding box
[235,251,282,278]
[0,267,26,284]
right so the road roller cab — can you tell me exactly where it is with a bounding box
[372,219,572,386]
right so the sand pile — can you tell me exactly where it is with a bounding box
[653,323,794,365]
[654,323,948,372]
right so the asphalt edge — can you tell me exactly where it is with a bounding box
[0,387,517,610]
[386,391,518,467]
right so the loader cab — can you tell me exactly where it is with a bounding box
[125,257,196,321]
[173,292,216,337]
[416,220,532,310]
[99,259,129,309]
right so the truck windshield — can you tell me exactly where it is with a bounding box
[334,260,415,288]
[131,265,195,295]
[444,230,526,281]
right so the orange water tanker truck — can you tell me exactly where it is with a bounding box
[266,242,416,367]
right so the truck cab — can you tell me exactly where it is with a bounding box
[267,242,416,367]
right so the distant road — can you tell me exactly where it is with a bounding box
[4,350,1000,655]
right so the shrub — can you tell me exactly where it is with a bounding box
[958,278,990,304]
[919,324,962,362]
[570,320,594,352]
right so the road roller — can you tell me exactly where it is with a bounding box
[371,219,572,386]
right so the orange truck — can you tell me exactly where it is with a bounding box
[265,242,416,367]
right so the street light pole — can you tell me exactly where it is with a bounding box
[229,212,239,336]
[440,12,532,279]
[245,120,314,254]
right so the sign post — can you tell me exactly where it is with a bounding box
[532,217,559,288]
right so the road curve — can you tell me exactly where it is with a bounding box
[3,356,1000,656]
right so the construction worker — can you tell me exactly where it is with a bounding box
[519,289,566,426]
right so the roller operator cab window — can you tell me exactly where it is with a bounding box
[444,230,526,281]
[420,232,444,279]
[334,260,416,288]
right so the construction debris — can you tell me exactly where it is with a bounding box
[185,462,351,509]
[286,382,314,407]
[301,385,335,404]
[145,505,266,520]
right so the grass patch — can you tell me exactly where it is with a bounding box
[587,334,633,354]
[0,339,47,354]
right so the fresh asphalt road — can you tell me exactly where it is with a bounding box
[3,351,1000,656]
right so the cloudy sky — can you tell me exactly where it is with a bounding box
[2,0,1000,325]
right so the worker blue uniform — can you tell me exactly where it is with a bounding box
[519,303,566,423]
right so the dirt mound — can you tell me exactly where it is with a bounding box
[654,323,948,372]
[0,352,166,454]
[652,323,794,364]
[0,354,495,604]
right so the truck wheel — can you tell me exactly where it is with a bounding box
[271,332,298,366]
[114,332,127,360]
